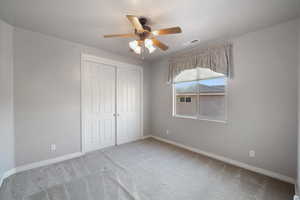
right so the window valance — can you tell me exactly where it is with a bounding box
[168,43,232,83]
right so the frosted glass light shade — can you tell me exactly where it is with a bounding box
[129,39,155,55]
[145,39,156,53]
[129,40,138,50]
[129,40,142,54]
[134,46,141,54]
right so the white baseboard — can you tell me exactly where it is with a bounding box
[0,152,83,187]
[0,168,16,187]
[141,135,152,139]
[149,135,295,184]
[15,152,84,173]
[1,135,295,188]
[0,135,152,188]
[117,135,152,145]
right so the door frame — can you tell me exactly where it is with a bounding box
[80,54,143,153]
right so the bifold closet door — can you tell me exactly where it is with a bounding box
[82,61,116,152]
[117,68,142,144]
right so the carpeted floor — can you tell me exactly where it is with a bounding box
[0,138,294,200]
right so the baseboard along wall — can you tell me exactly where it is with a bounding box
[0,136,149,187]
[0,152,84,187]
[149,135,295,184]
[0,135,295,188]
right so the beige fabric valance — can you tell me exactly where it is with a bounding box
[168,43,232,83]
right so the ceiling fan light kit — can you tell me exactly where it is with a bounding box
[145,39,156,53]
[129,40,142,54]
[129,39,156,56]
[104,15,182,57]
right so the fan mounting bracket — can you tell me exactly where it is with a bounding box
[138,17,147,26]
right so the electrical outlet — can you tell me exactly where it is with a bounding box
[249,150,255,158]
[51,144,56,152]
[166,130,170,135]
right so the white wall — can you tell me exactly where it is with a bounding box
[150,19,298,178]
[0,20,14,179]
[13,27,151,166]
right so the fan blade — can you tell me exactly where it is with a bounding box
[152,38,169,51]
[126,15,144,33]
[104,33,135,38]
[152,27,182,36]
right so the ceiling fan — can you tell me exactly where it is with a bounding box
[104,15,182,56]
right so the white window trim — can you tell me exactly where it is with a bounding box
[172,79,228,123]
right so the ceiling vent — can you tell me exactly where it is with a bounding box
[183,39,199,46]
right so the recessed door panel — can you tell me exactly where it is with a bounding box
[82,55,143,152]
[82,61,116,152]
[117,68,142,144]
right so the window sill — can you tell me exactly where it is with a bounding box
[173,115,227,124]
[173,114,197,120]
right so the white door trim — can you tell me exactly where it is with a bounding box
[80,54,143,153]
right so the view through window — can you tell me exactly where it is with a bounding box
[174,74,226,121]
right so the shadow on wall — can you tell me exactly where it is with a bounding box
[0,19,15,185]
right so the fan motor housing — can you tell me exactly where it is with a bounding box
[135,17,151,40]
[139,17,147,25]
[139,17,151,31]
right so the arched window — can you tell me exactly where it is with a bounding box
[174,68,224,83]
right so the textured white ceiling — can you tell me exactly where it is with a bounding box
[0,0,299,61]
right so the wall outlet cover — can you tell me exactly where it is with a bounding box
[166,130,170,135]
[249,150,255,157]
[51,144,56,152]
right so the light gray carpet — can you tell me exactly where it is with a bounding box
[0,138,294,200]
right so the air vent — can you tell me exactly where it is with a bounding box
[183,39,200,46]
[190,39,199,44]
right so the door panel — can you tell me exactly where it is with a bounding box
[117,68,142,144]
[82,61,116,152]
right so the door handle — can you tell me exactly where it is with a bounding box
[113,113,120,117]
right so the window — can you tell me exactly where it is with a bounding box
[185,97,192,103]
[198,77,226,121]
[173,68,227,122]
[174,81,198,117]
[180,97,185,102]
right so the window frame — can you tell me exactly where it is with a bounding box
[172,77,228,123]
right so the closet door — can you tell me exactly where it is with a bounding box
[82,61,116,152]
[117,67,142,144]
